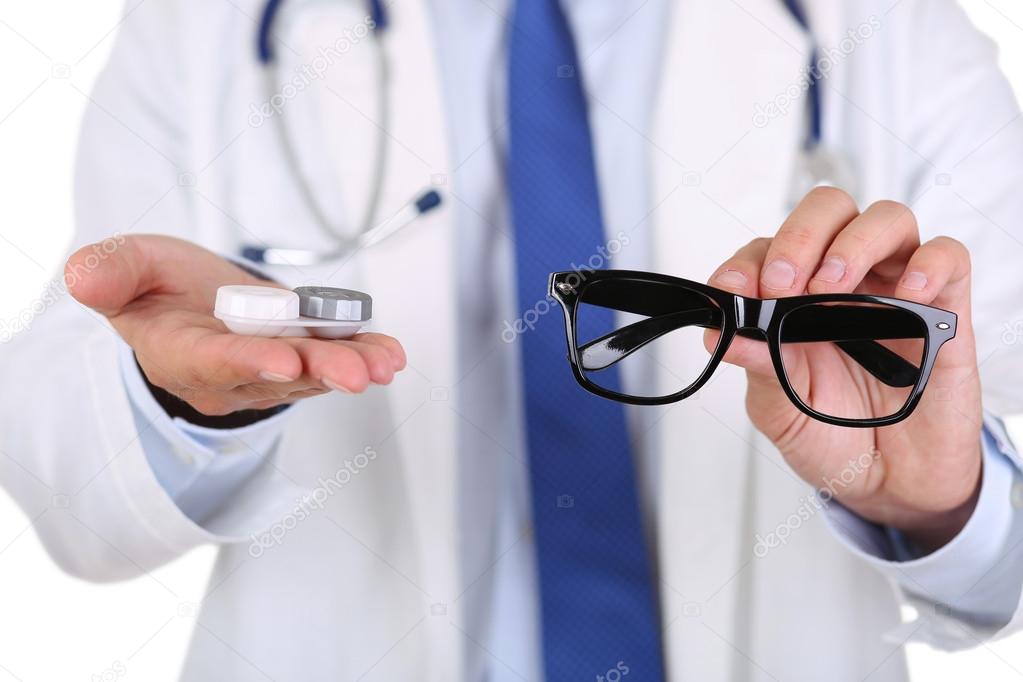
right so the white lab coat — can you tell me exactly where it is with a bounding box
[3,0,1023,680]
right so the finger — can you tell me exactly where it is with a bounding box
[348,332,407,370]
[287,337,372,393]
[199,333,403,392]
[333,339,398,384]
[808,200,920,294]
[715,330,778,377]
[66,234,212,314]
[706,238,775,376]
[244,386,332,411]
[894,236,972,311]
[895,238,978,383]
[245,395,322,411]
[234,384,330,406]
[173,373,332,415]
[149,326,304,391]
[284,387,332,400]
[66,236,152,316]
[760,187,859,295]
[709,237,770,298]
[67,234,278,317]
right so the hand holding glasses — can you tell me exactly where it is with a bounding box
[550,269,956,427]
[549,189,988,552]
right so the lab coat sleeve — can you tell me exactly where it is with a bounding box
[118,251,297,525]
[822,417,1023,649]
[119,341,291,524]
[831,0,1023,647]
[897,0,1023,419]
[0,0,304,582]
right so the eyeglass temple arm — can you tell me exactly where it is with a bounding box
[578,309,719,371]
[774,305,923,387]
[578,302,920,388]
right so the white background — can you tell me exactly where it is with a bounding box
[1,2,1022,680]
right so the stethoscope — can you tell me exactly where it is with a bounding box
[243,0,443,266]
[781,0,858,205]
[243,0,852,266]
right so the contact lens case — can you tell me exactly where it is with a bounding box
[214,284,371,338]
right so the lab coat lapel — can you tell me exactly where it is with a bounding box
[343,1,462,678]
[647,1,810,679]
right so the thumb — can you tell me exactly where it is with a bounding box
[706,256,776,378]
[65,235,156,316]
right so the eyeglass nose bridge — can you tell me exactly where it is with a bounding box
[734,296,777,334]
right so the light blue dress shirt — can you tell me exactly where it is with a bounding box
[119,0,1023,679]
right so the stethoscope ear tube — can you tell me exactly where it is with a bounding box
[258,0,388,64]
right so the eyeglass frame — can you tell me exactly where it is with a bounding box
[549,269,958,428]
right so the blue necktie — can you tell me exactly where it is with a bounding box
[506,1,666,679]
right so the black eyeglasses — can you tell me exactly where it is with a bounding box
[549,269,957,427]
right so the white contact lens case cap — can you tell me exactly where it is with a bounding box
[215,285,299,321]
[214,284,369,339]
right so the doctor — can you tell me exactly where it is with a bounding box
[4,0,1023,680]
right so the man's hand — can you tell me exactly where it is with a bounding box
[708,187,982,552]
[67,234,405,416]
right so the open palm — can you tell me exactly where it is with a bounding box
[67,235,405,416]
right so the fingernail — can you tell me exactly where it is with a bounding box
[321,378,352,393]
[259,371,294,383]
[813,256,846,283]
[713,269,748,290]
[761,259,797,290]
[901,271,928,291]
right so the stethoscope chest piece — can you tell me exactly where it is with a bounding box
[214,284,371,338]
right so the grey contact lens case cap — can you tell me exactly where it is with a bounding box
[295,286,372,322]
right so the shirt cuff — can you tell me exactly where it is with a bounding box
[119,340,293,523]
[823,414,1023,631]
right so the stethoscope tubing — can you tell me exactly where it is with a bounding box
[260,0,393,257]
[247,0,823,265]
[781,0,822,147]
